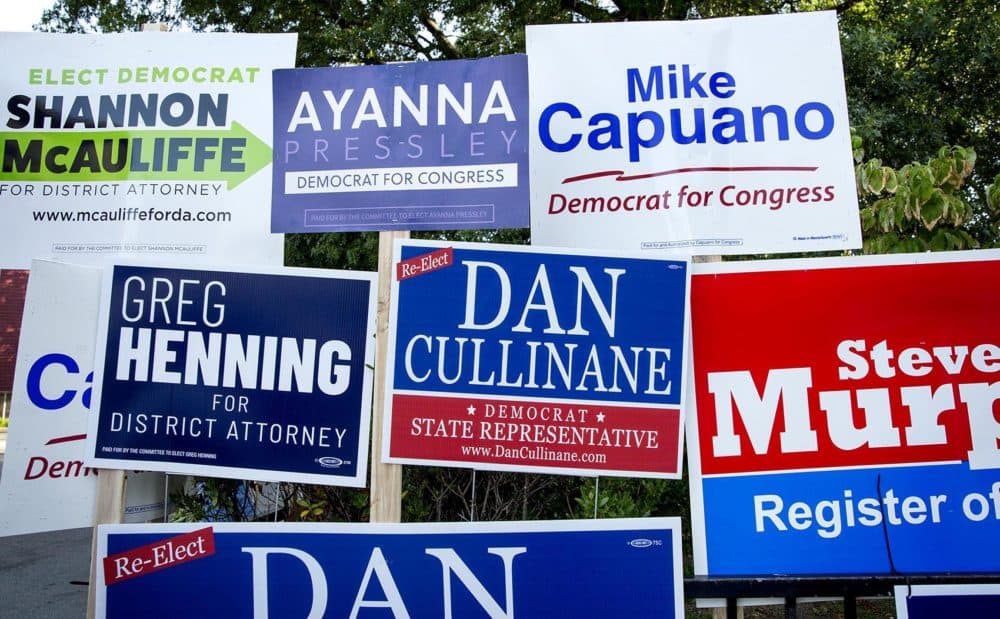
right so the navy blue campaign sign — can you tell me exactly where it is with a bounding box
[271,55,529,232]
[96,518,684,618]
[383,239,691,478]
[896,584,1000,618]
[84,264,377,487]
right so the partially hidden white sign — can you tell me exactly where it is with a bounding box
[527,12,862,256]
[0,33,296,269]
[0,260,164,537]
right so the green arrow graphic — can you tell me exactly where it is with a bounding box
[0,121,271,190]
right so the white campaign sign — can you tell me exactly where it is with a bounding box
[527,12,862,256]
[0,32,296,269]
[0,260,164,537]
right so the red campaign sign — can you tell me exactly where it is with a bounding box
[103,527,215,586]
[389,394,680,474]
[397,248,454,281]
[690,253,1000,476]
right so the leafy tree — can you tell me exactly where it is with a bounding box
[854,136,999,253]
[840,1,1000,209]
[40,1,868,64]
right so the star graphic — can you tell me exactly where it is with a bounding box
[596,412,606,423]
[467,404,477,416]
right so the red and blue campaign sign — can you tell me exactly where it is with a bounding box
[382,239,690,478]
[687,250,1000,576]
[85,264,377,487]
[96,518,685,618]
[271,55,529,232]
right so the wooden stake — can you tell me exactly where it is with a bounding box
[86,470,126,619]
[369,230,408,523]
[87,23,166,619]
[698,253,728,619]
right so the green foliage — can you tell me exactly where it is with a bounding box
[38,1,869,65]
[400,468,581,522]
[285,232,380,270]
[38,0,181,34]
[854,133,992,253]
[285,484,370,521]
[989,173,1000,214]
[840,1,1000,226]
[573,477,689,520]
[294,496,329,520]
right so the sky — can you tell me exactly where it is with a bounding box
[1,0,53,31]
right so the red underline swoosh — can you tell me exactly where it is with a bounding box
[45,434,86,445]
[562,165,819,184]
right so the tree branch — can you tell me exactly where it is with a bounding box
[558,0,618,23]
[834,0,865,15]
[419,11,462,59]
[404,32,434,59]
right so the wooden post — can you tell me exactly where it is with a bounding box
[87,22,166,619]
[712,602,745,619]
[86,470,126,619]
[369,230,408,523]
[696,253,732,619]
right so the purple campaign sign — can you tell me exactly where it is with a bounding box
[271,55,529,232]
[97,518,684,619]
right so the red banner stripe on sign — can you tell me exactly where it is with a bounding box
[103,527,215,586]
[389,394,681,474]
[397,247,454,281]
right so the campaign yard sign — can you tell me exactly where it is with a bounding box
[687,250,1000,576]
[95,518,685,618]
[0,260,165,536]
[85,264,377,487]
[382,239,690,478]
[526,12,861,256]
[271,55,529,232]
[0,33,296,269]
[895,584,1000,618]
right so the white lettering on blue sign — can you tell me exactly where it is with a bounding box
[241,545,526,619]
[286,81,516,133]
[112,274,353,395]
[401,260,673,397]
